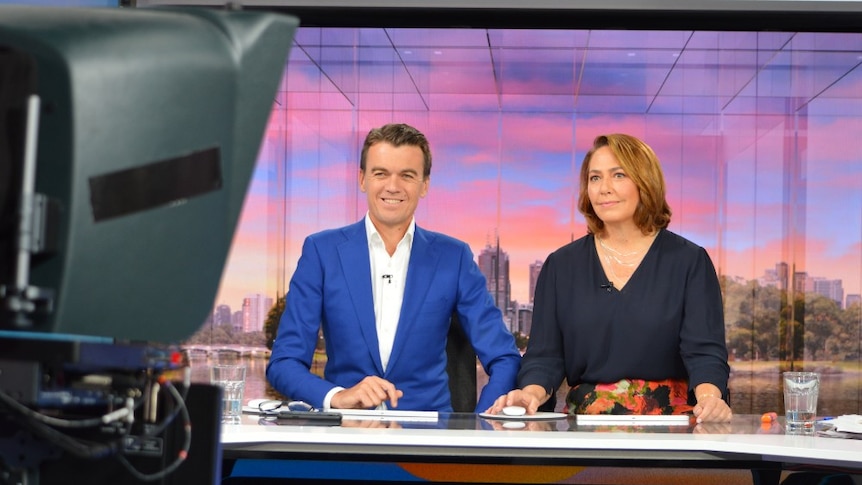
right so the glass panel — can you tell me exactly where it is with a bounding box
[197,27,862,416]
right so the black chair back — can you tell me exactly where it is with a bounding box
[445,313,477,412]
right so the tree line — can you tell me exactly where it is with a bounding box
[723,277,861,362]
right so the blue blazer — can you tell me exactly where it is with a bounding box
[267,220,520,412]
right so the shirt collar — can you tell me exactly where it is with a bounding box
[364,212,415,248]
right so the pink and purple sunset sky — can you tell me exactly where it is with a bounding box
[213,27,862,313]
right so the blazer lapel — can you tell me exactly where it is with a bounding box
[337,221,384,375]
[385,226,439,374]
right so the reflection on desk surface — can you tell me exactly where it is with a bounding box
[229,412,786,435]
[222,413,862,485]
[220,414,862,485]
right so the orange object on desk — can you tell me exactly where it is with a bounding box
[760,412,777,423]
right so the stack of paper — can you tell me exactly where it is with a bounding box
[831,415,862,435]
[575,414,693,426]
[333,409,439,423]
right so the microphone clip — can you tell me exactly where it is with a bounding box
[600,281,615,292]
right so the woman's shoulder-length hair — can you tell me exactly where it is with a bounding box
[577,133,672,235]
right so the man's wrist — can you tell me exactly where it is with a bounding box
[323,386,345,410]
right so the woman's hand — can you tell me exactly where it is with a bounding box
[485,385,548,415]
[693,421,732,434]
[693,384,732,423]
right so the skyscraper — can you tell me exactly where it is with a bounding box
[477,238,511,316]
[516,303,533,336]
[528,260,543,303]
[812,278,844,309]
[242,293,273,333]
[214,304,232,327]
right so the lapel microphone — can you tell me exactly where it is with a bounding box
[600,281,614,292]
[382,274,393,284]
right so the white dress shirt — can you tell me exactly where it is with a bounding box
[322,214,414,410]
[365,213,413,371]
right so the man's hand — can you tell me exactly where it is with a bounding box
[330,376,404,409]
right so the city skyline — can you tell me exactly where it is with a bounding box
[211,240,860,334]
[207,293,273,334]
[215,193,862,314]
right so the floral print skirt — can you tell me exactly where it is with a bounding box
[566,378,693,415]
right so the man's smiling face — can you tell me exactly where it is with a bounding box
[359,141,429,233]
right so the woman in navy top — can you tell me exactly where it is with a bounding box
[489,134,732,423]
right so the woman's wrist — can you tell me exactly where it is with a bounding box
[523,384,550,403]
[694,384,722,403]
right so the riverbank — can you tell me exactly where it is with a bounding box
[730,361,862,376]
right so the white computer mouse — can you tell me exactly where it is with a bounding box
[502,405,527,416]
[502,421,526,429]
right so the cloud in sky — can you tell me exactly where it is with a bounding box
[219,121,862,309]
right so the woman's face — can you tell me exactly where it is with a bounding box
[587,146,640,227]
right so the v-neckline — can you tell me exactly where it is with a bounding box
[594,230,660,291]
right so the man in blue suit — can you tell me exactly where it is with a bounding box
[267,123,520,412]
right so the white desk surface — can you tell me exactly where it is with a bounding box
[222,413,862,471]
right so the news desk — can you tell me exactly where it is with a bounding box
[221,413,862,484]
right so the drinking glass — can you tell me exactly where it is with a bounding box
[211,364,246,423]
[783,371,820,433]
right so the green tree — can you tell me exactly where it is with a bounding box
[751,284,784,360]
[262,295,326,353]
[238,330,267,347]
[838,302,862,361]
[780,293,805,364]
[722,278,752,359]
[513,332,529,351]
[803,294,841,361]
[264,296,285,350]
[184,321,237,345]
[724,279,783,360]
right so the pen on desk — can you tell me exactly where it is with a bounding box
[276,410,343,425]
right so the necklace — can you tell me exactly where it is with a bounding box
[600,245,637,288]
[597,232,657,286]
[597,237,641,258]
[602,252,625,282]
[597,237,640,267]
